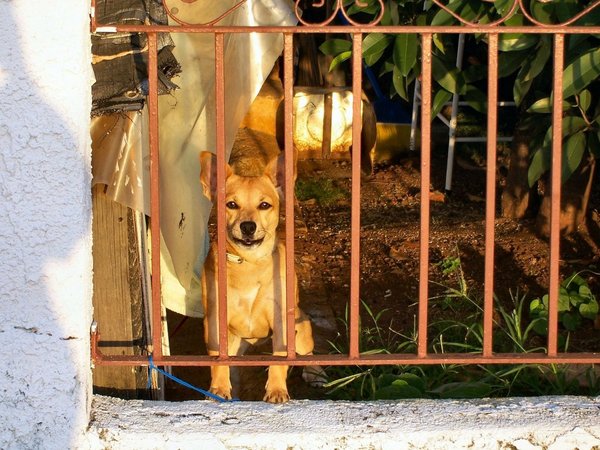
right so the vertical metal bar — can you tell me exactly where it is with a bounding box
[548,33,565,357]
[148,32,162,360]
[483,33,498,357]
[215,32,229,359]
[349,32,363,359]
[418,33,432,358]
[284,33,296,358]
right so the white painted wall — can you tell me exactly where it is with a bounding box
[0,2,93,449]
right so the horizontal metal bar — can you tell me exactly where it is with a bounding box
[93,352,600,367]
[91,24,600,35]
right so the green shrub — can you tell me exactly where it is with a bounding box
[324,260,600,400]
[529,272,599,334]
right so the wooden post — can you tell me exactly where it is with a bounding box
[92,184,148,398]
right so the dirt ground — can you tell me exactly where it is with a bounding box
[164,123,599,402]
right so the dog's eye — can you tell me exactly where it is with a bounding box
[226,201,239,210]
[258,202,272,210]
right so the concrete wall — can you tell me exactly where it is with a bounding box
[0,2,93,449]
[87,395,600,449]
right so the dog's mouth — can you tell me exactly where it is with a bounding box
[232,237,264,249]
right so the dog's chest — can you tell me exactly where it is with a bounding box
[230,284,261,311]
[226,262,281,337]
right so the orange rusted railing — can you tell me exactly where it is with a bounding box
[90,0,600,371]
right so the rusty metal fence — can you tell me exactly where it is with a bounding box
[90,0,600,375]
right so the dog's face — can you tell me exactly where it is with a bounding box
[224,173,280,255]
[200,151,283,259]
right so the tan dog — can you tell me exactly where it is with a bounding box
[200,151,323,403]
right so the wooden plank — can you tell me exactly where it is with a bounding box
[92,184,148,398]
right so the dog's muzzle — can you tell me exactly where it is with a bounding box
[233,221,264,248]
[240,221,257,236]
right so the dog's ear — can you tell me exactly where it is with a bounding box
[264,151,291,189]
[200,151,232,201]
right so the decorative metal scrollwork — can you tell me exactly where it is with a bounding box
[429,0,519,27]
[294,0,385,26]
[161,0,600,28]
[516,0,600,27]
[428,0,600,28]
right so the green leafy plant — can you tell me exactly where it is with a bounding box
[324,255,600,400]
[529,271,600,333]
[436,254,462,277]
[323,302,498,399]
[432,250,470,312]
[527,84,600,187]
[324,301,420,400]
[495,289,546,353]
[322,0,600,230]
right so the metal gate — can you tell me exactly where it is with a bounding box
[90,0,600,381]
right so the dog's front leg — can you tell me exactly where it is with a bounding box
[266,296,291,403]
[264,353,290,403]
[208,333,243,401]
[209,365,232,401]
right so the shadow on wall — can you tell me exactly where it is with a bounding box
[0,4,91,449]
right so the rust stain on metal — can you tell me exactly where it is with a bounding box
[215,32,229,359]
[548,34,565,357]
[418,33,432,358]
[349,32,363,360]
[483,33,498,357]
[147,32,163,360]
[284,33,296,358]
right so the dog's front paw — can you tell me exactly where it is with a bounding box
[208,386,232,401]
[263,388,290,403]
[302,365,328,388]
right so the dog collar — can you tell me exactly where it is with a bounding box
[226,252,244,264]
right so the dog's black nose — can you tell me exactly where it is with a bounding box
[240,221,257,237]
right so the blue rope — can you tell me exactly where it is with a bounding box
[147,355,237,403]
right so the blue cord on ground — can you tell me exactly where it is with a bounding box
[147,355,238,403]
